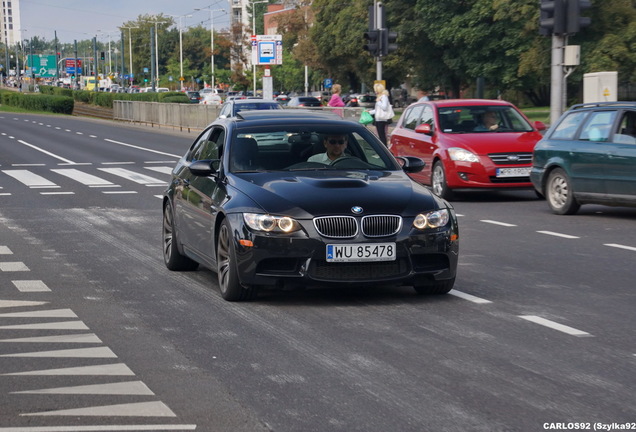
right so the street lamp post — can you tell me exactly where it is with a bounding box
[195,8,224,90]
[121,26,138,87]
[168,14,192,91]
[251,0,268,95]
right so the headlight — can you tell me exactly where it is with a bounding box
[448,147,479,163]
[243,213,301,233]
[413,209,450,230]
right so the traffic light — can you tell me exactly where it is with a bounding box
[566,0,592,34]
[100,52,105,60]
[382,29,398,56]
[539,0,565,36]
[363,30,380,57]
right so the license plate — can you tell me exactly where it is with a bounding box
[326,243,396,263]
[496,167,531,178]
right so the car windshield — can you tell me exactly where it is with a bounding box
[437,105,534,133]
[229,125,399,173]
[234,103,281,114]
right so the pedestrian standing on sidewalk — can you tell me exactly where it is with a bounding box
[328,84,345,117]
[369,83,393,147]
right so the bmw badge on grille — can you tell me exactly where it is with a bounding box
[351,206,363,214]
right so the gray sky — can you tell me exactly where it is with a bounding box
[21,0,232,43]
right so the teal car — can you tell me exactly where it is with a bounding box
[531,102,636,214]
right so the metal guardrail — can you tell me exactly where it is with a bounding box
[113,100,366,132]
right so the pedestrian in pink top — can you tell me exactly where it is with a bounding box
[328,84,345,116]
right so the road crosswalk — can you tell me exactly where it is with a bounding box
[0,244,197,430]
[0,162,176,198]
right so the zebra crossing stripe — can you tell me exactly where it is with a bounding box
[12,280,51,292]
[22,401,176,417]
[0,321,89,330]
[0,300,48,308]
[2,170,59,188]
[12,380,155,395]
[0,346,117,358]
[0,333,102,343]
[0,308,77,318]
[2,363,135,376]
[51,169,116,187]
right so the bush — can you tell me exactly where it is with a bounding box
[0,90,74,114]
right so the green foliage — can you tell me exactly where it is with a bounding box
[0,90,74,114]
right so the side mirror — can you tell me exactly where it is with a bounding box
[188,159,220,177]
[414,123,434,136]
[398,156,425,173]
[534,121,547,132]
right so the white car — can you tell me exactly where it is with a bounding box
[200,93,222,105]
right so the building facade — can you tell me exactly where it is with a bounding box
[1,0,22,46]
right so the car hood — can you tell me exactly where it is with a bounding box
[441,131,543,155]
[227,170,446,218]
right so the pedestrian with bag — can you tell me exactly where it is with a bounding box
[369,83,394,147]
[328,84,345,117]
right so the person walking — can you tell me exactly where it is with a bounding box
[328,84,345,117]
[369,83,393,147]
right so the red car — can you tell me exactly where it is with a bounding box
[389,99,547,199]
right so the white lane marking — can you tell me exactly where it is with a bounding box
[12,280,51,292]
[537,230,580,239]
[449,289,492,304]
[0,321,89,330]
[0,300,48,308]
[40,191,74,195]
[102,191,138,195]
[3,363,135,376]
[0,193,11,196]
[519,315,592,337]
[51,168,116,186]
[480,220,517,227]
[12,163,46,167]
[0,425,197,431]
[102,161,135,165]
[104,138,182,158]
[146,160,177,164]
[2,170,59,188]
[154,195,164,199]
[1,346,117,358]
[17,140,75,164]
[604,243,636,252]
[0,308,76,318]
[145,166,173,175]
[0,262,30,271]
[22,401,176,417]
[0,333,102,343]
[0,246,12,254]
[98,167,165,185]
[13,381,155,395]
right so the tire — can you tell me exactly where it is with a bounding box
[163,202,199,271]
[432,161,454,200]
[546,168,580,215]
[217,219,257,301]
[414,277,455,295]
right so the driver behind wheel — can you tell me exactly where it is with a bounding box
[308,134,348,164]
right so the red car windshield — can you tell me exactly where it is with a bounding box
[437,106,534,133]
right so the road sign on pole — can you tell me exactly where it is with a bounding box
[251,35,283,65]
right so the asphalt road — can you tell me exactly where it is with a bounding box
[0,113,635,432]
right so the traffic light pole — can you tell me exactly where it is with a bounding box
[550,34,565,125]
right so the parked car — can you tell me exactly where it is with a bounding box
[200,92,223,105]
[218,99,282,118]
[185,91,201,104]
[275,94,291,106]
[287,96,322,107]
[357,94,377,108]
[162,110,459,301]
[389,99,547,199]
[531,101,636,215]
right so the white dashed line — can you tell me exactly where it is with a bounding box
[604,243,636,252]
[519,315,592,337]
[481,220,517,227]
[449,289,492,304]
[536,230,580,239]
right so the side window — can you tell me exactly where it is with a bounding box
[418,106,434,127]
[613,110,636,144]
[580,111,616,142]
[200,127,226,160]
[188,128,214,162]
[551,111,588,140]
[403,106,424,130]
